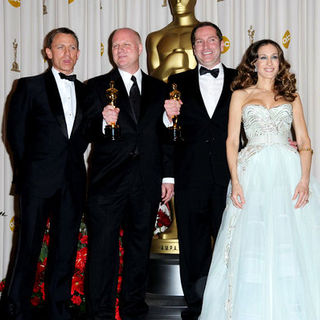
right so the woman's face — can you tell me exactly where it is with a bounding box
[255,44,280,79]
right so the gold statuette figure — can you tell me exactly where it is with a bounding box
[248,25,255,44]
[168,83,183,142]
[43,0,48,14]
[146,0,199,82]
[11,39,20,72]
[104,81,120,140]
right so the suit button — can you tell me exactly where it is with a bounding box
[205,139,209,143]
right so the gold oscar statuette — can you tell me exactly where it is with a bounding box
[104,81,121,140]
[146,0,199,83]
[248,25,255,44]
[168,83,183,142]
[147,0,199,255]
[11,39,20,72]
[43,0,48,14]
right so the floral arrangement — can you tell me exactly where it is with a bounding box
[154,202,172,236]
[0,218,124,320]
[28,218,88,310]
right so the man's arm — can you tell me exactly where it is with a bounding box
[7,78,30,165]
[83,79,106,142]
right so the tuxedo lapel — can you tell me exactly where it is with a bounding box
[139,72,150,122]
[213,65,231,113]
[44,70,68,138]
[190,68,211,120]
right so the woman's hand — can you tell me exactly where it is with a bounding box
[230,181,245,209]
[292,180,309,208]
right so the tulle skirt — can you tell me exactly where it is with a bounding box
[199,144,320,320]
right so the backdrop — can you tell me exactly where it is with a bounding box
[1,0,319,282]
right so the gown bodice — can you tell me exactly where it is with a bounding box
[238,104,295,171]
[242,103,292,143]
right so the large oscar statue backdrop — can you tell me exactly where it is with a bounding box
[147,0,198,255]
[145,0,199,316]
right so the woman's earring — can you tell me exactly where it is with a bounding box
[254,66,257,72]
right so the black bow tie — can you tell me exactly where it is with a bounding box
[199,66,219,78]
[59,72,76,82]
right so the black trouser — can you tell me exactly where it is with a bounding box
[4,186,83,320]
[86,161,160,320]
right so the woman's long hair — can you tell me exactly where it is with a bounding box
[231,39,297,102]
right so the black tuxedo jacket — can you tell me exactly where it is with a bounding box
[168,65,237,189]
[85,68,173,201]
[6,69,88,198]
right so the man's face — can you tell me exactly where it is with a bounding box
[111,29,142,74]
[193,26,224,69]
[45,33,79,75]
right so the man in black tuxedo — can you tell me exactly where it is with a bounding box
[164,22,237,320]
[3,28,88,320]
[85,28,174,320]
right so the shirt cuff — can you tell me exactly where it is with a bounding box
[163,111,173,128]
[162,177,174,184]
[102,119,107,133]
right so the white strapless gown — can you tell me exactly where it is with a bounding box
[199,104,320,320]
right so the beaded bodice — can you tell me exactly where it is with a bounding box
[242,104,292,141]
[238,104,296,171]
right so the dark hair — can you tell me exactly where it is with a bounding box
[231,39,297,102]
[43,27,79,50]
[42,27,79,63]
[191,22,223,46]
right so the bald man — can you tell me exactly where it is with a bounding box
[85,28,174,320]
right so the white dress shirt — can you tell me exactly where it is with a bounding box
[163,62,224,126]
[162,64,224,184]
[198,62,224,118]
[118,68,142,94]
[102,68,142,130]
[51,67,76,138]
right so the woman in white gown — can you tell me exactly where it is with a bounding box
[199,39,320,320]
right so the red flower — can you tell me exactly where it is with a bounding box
[37,258,47,273]
[117,276,122,293]
[0,280,5,292]
[43,233,50,246]
[71,294,82,306]
[75,247,87,271]
[157,210,171,227]
[71,274,84,295]
[80,235,88,244]
[40,282,46,300]
[30,295,41,306]
[33,282,41,293]
[115,299,121,320]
